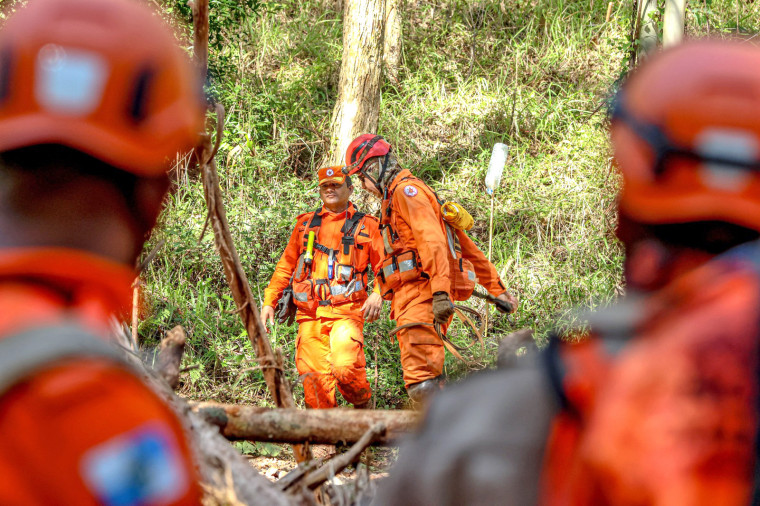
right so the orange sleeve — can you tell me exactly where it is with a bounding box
[363,216,384,295]
[394,184,451,295]
[0,360,201,505]
[457,229,507,297]
[262,219,304,308]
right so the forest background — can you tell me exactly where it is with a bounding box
[139,0,760,419]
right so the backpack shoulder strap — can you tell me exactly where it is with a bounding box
[337,209,366,257]
[301,207,323,249]
[0,324,130,396]
[307,207,323,229]
[383,175,417,220]
[342,210,366,236]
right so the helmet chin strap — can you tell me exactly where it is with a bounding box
[361,151,391,192]
[360,170,381,193]
[377,151,391,187]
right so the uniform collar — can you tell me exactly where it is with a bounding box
[0,247,135,316]
[388,169,415,192]
[320,201,356,218]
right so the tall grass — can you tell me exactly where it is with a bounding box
[141,0,760,410]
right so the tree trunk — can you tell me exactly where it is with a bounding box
[327,0,386,165]
[662,0,685,48]
[383,0,402,84]
[636,0,658,62]
[193,402,422,445]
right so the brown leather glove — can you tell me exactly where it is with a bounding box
[432,291,455,324]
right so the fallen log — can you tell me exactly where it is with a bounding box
[116,326,294,505]
[192,402,421,445]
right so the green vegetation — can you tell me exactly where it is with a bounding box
[139,0,760,414]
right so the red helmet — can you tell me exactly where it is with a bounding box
[0,0,204,177]
[612,40,760,232]
[344,134,391,175]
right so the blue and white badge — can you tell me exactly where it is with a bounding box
[404,185,418,197]
[80,423,189,506]
[326,168,334,176]
[35,44,108,116]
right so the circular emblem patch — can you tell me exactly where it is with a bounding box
[404,185,418,197]
[326,168,334,176]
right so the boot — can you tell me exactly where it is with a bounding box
[406,376,444,409]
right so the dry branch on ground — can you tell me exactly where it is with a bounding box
[193,402,421,445]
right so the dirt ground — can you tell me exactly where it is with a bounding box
[246,446,398,483]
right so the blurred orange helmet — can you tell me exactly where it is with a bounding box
[0,0,204,177]
[612,40,760,232]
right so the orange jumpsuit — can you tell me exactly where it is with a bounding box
[541,256,760,506]
[380,169,507,387]
[263,202,384,408]
[0,248,201,505]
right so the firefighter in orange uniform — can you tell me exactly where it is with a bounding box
[376,40,760,506]
[261,167,384,408]
[0,0,204,503]
[344,135,518,402]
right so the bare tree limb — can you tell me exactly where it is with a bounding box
[300,423,386,490]
[156,325,187,390]
[191,0,311,464]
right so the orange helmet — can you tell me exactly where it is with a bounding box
[0,0,204,177]
[344,134,391,175]
[612,40,760,232]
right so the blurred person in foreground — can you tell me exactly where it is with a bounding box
[261,167,384,409]
[343,135,518,405]
[0,0,204,503]
[377,39,760,505]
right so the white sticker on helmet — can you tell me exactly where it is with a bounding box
[326,168,334,176]
[696,128,757,192]
[35,45,108,116]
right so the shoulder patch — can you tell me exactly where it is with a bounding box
[81,422,188,505]
[403,185,418,197]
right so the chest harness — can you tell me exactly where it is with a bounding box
[291,207,371,310]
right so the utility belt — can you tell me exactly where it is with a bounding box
[291,250,368,311]
[376,249,426,299]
